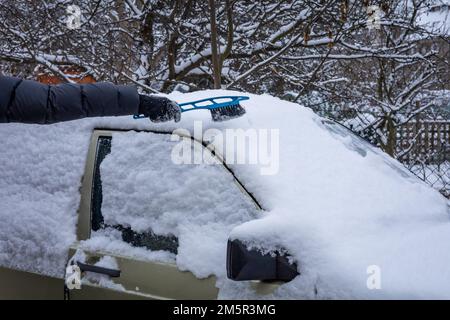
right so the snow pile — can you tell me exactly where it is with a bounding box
[79,227,176,265]
[0,89,448,299]
[0,124,88,277]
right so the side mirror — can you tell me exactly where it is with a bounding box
[226,239,299,282]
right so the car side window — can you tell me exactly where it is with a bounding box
[89,131,259,257]
[91,135,178,254]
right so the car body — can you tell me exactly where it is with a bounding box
[0,128,279,299]
[0,91,448,299]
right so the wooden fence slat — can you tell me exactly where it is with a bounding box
[397,121,450,164]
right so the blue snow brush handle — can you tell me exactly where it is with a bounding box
[133,96,249,122]
[177,96,249,112]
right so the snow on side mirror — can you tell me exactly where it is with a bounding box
[226,239,299,282]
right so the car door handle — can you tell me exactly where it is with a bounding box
[76,261,121,278]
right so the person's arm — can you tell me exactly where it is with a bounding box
[0,75,180,124]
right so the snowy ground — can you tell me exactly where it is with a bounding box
[0,90,449,299]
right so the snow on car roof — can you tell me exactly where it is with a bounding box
[0,89,448,298]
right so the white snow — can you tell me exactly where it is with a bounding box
[79,228,176,264]
[0,124,88,277]
[0,89,448,299]
[94,131,259,278]
[99,131,258,235]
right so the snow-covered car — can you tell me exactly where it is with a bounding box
[0,91,449,299]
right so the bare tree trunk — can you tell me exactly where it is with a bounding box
[208,0,221,89]
[386,116,397,156]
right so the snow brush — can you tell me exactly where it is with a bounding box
[134,96,249,122]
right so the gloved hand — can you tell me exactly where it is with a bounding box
[138,95,181,123]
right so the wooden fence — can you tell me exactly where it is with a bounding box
[397,120,450,164]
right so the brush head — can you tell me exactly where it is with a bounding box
[210,103,246,122]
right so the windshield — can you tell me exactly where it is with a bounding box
[321,119,415,180]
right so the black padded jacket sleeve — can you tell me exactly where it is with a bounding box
[0,76,139,124]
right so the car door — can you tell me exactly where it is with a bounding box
[67,129,261,300]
